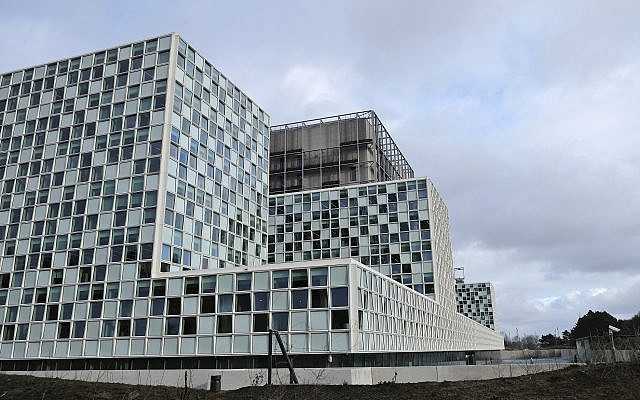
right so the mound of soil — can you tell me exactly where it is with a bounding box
[225,363,640,400]
[0,363,638,400]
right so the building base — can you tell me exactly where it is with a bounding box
[1,363,572,391]
[0,351,477,371]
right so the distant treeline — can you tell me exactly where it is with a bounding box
[504,310,640,349]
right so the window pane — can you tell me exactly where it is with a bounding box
[291,270,308,288]
[217,315,232,333]
[182,317,197,334]
[235,294,251,312]
[272,271,289,289]
[165,317,180,335]
[331,310,349,330]
[331,287,349,307]
[272,312,288,331]
[311,289,328,308]
[236,273,252,291]
[200,296,215,313]
[218,294,233,312]
[311,268,328,286]
[292,289,308,309]
[254,292,269,311]
[253,314,268,332]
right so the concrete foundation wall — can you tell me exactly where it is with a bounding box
[477,349,577,361]
[3,363,572,391]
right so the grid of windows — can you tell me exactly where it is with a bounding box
[0,260,502,359]
[268,178,435,295]
[161,37,270,272]
[354,262,504,352]
[0,36,172,280]
[0,33,281,360]
[456,282,496,330]
[0,263,353,358]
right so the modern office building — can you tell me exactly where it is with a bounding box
[0,34,502,370]
[456,281,497,331]
[269,111,414,194]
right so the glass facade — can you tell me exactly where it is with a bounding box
[0,34,276,360]
[0,260,355,359]
[268,178,436,295]
[353,261,504,352]
[0,35,172,289]
[0,33,271,276]
[0,259,502,359]
[161,36,270,273]
[456,282,497,331]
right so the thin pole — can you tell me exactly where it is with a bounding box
[270,329,299,384]
[610,330,616,363]
[268,329,273,385]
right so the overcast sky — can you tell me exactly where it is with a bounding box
[2,1,638,335]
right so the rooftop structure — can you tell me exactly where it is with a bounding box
[269,111,414,194]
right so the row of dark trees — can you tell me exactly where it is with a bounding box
[504,310,640,349]
[567,310,640,339]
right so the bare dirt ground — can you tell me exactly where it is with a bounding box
[0,363,638,400]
